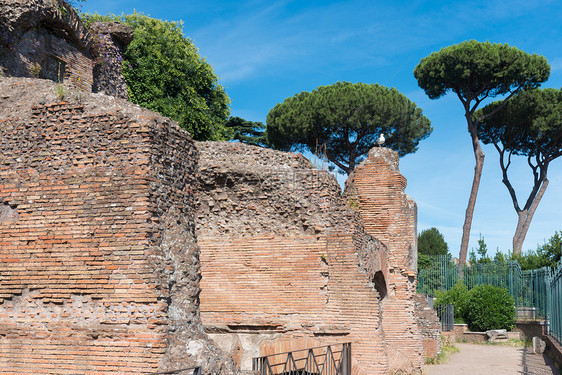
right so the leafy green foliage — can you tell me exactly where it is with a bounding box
[80,12,118,27]
[467,230,562,270]
[417,253,432,270]
[416,254,458,295]
[538,231,562,266]
[468,251,476,265]
[476,234,488,259]
[493,250,508,264]
[225,116,267,146]
[55,83,66,100]
[512,230,562,269]
[83,13,231,141]
[418,228,449,256]
[435,279,469,322]
[464,284,515,332]
[414,41,550,102]
[478,88,562,158]
[266,81,432,174]
[469,234,492,265]
[512,250,549,271]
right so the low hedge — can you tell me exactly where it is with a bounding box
[464,284,515,332]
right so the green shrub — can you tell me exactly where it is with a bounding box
[435,279,468,321]
[464,284,515,332]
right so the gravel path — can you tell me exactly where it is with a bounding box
[423,343,559,375]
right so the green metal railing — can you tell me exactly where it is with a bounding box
[417,256,550,319]
[547,263,562,343]
[417,256,562,346]
[416,255,458,295]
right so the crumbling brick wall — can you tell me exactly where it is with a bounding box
[413,294,442,360]
[345,147,425,373]
[0,0,95,91]
[0,0,131,98]
[89,21,132,99]
[0,77,236,374]
[195,142,430,374]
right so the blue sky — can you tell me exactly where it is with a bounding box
[81,0,562,258]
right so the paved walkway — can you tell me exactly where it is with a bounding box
[423,343,559,375]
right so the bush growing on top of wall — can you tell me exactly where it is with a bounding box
[464,284,515,332]
[435,279,468,323]
[81,12,231,141]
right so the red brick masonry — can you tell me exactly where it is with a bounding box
[197,143,435,374]
[0,87,235,374]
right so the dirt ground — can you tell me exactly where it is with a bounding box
[423,342,559,375]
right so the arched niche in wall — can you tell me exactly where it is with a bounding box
[373,271,387,300]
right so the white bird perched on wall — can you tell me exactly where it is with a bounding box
[375,133,385,147]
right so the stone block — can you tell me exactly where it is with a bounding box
[487,329,508,343]
[533,336,546,354]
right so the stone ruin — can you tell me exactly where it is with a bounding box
[0,0,131,98]
[0,77,238,374]
[195,142,441,373]
[0,1,441,373]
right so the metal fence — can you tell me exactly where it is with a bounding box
[416,256,562,346]
[252,343,351,375]
[548,263,562,343]
[417,256,458,295]
[417,256,550,319]
[436,303,454,331]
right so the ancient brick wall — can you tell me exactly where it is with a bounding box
[0,78,235,374]
[0,0,95,91]
[0,0,131,97]
[346,148,424,373]
[413,294,442,360]
[195,142,430,374]
[0,70,438,375]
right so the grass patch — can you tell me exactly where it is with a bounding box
[55,83,66,100]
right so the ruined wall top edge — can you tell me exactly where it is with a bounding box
[0,77,167,124]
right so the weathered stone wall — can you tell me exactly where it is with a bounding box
[0,77,235,374]
[0,0,95,91]
[89,21,132,99]
[196,141,350,237]
[195,142,429,374]
[0,0,131,98]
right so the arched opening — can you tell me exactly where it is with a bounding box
[373,271,387,300]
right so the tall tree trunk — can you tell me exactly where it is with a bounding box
[512,179,549,254]
[459,130,485,274]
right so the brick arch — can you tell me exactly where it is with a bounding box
[0,0,95,90]
[0,0,94,52]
